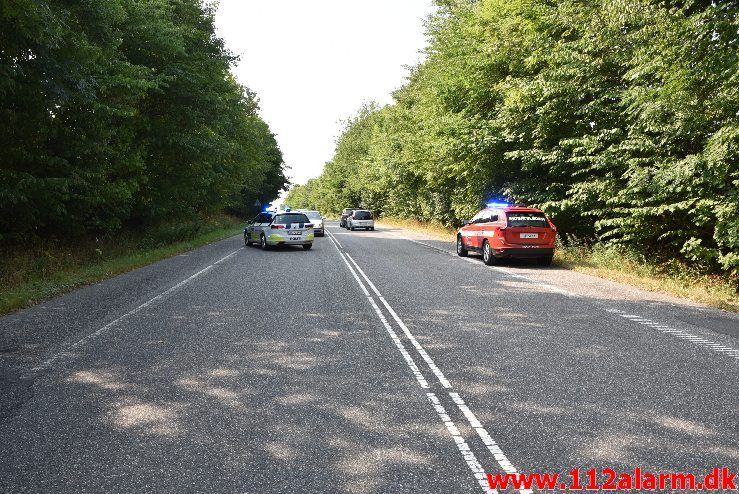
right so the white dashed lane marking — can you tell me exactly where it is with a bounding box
[384,229,738,363]
[605,308,739,360]
[384,231,580,299]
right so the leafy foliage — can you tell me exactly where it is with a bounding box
[286,0,738,275]
[0,0,287,241]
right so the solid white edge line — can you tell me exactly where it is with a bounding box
[25,248,241,376]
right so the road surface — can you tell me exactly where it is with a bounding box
[1,222,737,493]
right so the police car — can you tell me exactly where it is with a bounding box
[456,203,556,266]
[244,210,314,250]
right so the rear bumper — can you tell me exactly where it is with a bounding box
[267,240,314,246]
[267,233,315,245]
[494,247,553,259]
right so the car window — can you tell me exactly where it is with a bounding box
[506,211,549,228]
[304,211,321,220]
[274,213,310,224]
[472,211,493,223]
[354,211,373,220]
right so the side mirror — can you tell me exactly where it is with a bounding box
[462,220,470,225]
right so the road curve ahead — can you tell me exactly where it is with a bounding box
[1,222,737,493]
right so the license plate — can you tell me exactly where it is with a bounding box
[289,237,301,241]
[521,233,538,239]
[288,230,301,235]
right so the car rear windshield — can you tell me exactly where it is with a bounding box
[506,211,549,228]
[274,214,310,225]
[304,211,321,220]
[354,211,373,220]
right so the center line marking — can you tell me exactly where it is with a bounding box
[344,251,452,389]
[428,392,496,493]
[327,229,529,493]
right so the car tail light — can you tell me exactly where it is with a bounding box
[271,224,285,229]
[305,223,313,228]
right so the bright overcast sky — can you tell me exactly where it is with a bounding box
[214,0,436,189]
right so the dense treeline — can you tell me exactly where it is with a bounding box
[287,0,738,275]
[1,0,287,241]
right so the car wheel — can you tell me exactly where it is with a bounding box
[456,235,468,257]
[482,240,496,265]
[538,255,553,267]
[303,243,312,250]
[245,234,252,247]
[260,233,269,250]
[350,226,355,231]
[370,227,374,231]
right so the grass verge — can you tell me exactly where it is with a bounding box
[556,242,738,312]
[378,217,738,312]
[0,215,244,315]
[377,217,456,241]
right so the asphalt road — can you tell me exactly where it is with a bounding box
[1,222,737,493]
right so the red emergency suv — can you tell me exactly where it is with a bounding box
[456,204,556,266]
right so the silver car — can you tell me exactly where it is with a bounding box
[346,210,374,231]
[298,210,325,236]
[244,211,314,250]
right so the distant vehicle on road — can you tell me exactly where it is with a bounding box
[339,208,357,228]
[346,210,374,231]
[244,211,314,250]
[298,210,325,236]
[457,204,556,266]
